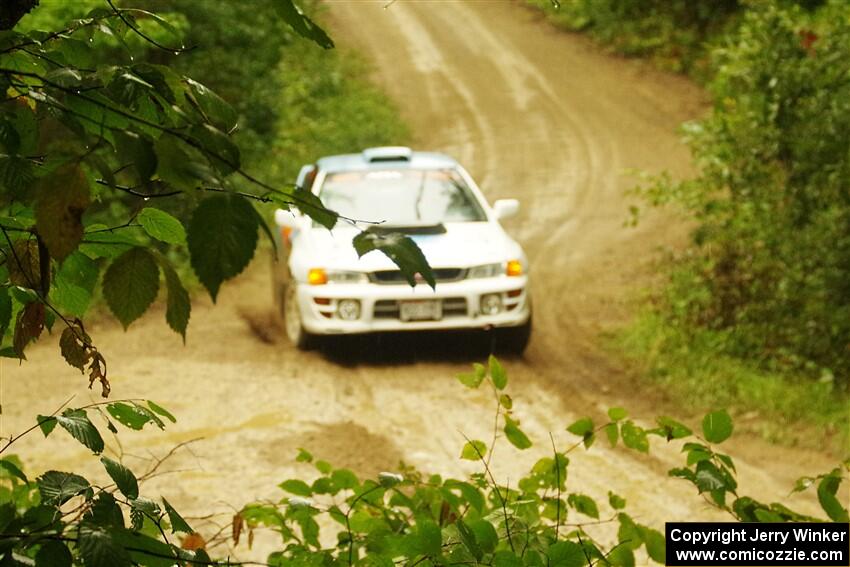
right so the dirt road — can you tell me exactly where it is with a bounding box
[1,0,839,560]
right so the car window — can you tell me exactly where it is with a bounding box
[317,168,486,225]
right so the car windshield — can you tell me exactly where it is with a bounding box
[318,168,486,225]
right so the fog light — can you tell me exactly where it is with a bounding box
[480,293,502,315]
[337,299,361,320]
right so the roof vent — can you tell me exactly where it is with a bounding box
[362,146,413,163]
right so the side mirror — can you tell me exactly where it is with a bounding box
[493,199,520,220]
[296,164,317,191]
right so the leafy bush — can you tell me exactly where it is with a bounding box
[2,358,846,565]
[526,0,828,78]
[635,2,850,392]
[0,1,430,376]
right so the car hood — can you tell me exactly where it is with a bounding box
[297,222,520,271]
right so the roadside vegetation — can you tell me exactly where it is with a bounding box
[529,0,850,452]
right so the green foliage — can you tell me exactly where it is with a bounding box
[186,194,259,301]
[0,359,847,565]
[0,0,431,392]
[623,2,850,432]
[223,360,845,566]
[527,0,826,78]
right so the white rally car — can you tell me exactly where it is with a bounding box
[272,147,532,352]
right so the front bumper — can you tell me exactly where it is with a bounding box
[296,276,530,335]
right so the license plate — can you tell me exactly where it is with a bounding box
[399,300,442,321]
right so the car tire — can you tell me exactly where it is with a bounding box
[496,311,532,356]
[283,278,317,350]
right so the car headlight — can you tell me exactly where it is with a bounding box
[467,260,524,279]
[307,269,368,285]
[327,270,368,284]
[467,263,503,279]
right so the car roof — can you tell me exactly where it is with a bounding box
[316,147,458,174]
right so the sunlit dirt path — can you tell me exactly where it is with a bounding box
[1,0,840,561]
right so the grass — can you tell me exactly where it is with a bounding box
[614,309,850,456]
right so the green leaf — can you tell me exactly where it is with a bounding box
[456,362,486,389]
[686,448,713,465]
[281,188,337,229]
[188,194,259,301]
[504,415,532,450]
[621,421,649,453]
[456,518,482,561]
[608,491,626,510]
[608,544,635,567]
[817,474,849,522]
[568,493,599,519]
[469,519,498,554]
[146,401,176,423]
[702,410,733,444]
[331,468,359,490]
[274,0,335,49]
[694,461,726,493]
[279,479,312,497]
[51,252,99,317]
[460,440,487,461]
[56,409,104,454]
[608,407,628,421]
[185,78,238,132]
[162,497,192,533]
[101,457,138,499]
[0,286,11,340]
[37,415,57,437]
[548,540,586,567]
[65,91,131,133]
[35,540,72,567]
[5,100,38,155]
[415,520,442,556]
[296,448,313,463]
[103,247,160,329]
[79,225,138,259]
[88,492,124,528]
[353,231,435,289]
[656,416,693,440]
[499,394,513,409]
[189,123,240,174]
[161,260,190,340]
[77,525,132,567]
[493,551,522,567]
[489,355,507,389]
[618,513,643,550]
[639,526,666,563]
[114,130,157,182]
[754,508,784,522]
[154,135,215,191]
[0,458,28,483]
[106,402,162,430]
[37,470,91,506]
[567,417,594,437]
[111,527,177,567]
[137,208,186,244]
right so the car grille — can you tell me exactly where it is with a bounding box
[373,298,468,319]
[369,268,466,285]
